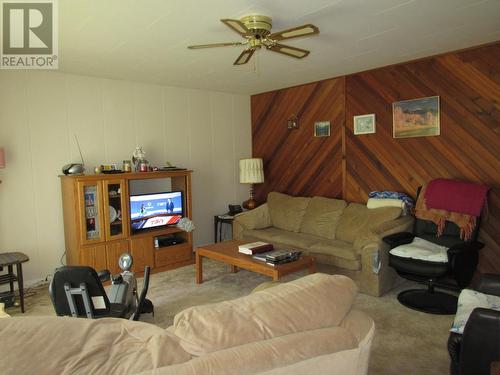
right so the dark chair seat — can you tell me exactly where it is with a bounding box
[389,255,449,279]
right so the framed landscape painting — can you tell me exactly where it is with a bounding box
[393,96,440,138]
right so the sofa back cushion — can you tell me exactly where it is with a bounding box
[172,273,357,355]
[159,327,358,375]
[300,197,347,239]
[336,203,402,243]
[267,192,310,232]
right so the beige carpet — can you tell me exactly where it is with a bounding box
[8,260,453,375]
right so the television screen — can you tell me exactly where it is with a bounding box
[130,191,183,232]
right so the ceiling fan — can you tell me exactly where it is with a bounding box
[187,15,319,65]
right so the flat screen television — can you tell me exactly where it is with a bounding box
[130,191,183,232]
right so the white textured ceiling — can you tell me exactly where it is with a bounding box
[59,0,500,94]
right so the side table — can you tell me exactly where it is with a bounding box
[0,252,30,313]
[214,215,234,242]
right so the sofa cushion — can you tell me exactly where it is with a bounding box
[242,227,291,244]
[242,228,330,253]
[235,203,272,230]
[172,273,357,355]
[336,203,402,243]
[300,196,347,239]
[267,192,310,232]
[272,231,324,250]
[309,240,359,261]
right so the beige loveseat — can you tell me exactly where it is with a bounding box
[0,274,373,375]
[233,192,414,296]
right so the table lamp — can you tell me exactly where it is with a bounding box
[239,158,264,210]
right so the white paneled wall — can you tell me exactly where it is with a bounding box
[0,70,251,284]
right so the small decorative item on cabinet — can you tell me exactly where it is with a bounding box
[123,160,132,172]
[132,147,146,172]
[139,160,149,172]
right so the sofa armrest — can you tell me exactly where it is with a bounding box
[459,307,500,375]
[357,216,414,296]
[382,232,415,249]
[232,204,271,240]
[448,242,482,288]
[475,274,500,296]
[448,332,462,375]
[448,241,484,256]
[354,216,415,252]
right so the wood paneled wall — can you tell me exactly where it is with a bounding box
[252,78,345,200]
[251,42,500,274]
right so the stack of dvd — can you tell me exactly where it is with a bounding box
[253,249,302,267]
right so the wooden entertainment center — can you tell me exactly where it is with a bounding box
[59,170,193,275]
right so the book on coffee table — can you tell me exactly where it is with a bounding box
[238,241,274,255]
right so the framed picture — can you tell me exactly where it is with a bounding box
[314,121,330,137]
[393,96,440,138]
[353,114,376,135]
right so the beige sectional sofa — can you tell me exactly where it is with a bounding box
[233,192,414,296]
[0,274,373,375]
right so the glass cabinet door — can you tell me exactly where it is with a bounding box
[103,179,128,240]
[78,181,104,244]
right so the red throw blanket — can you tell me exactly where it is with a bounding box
[425,179,489,217]
[416,179,489,241]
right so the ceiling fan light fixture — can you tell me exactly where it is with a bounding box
[241,15,272,38]
[188,15,319,65]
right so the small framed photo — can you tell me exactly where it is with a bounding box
[353,114,376,135]
[314,121,330,137]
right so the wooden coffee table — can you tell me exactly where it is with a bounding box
[195,240,316,284]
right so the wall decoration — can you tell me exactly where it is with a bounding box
[314,121,330,137]
[353,114,376,135]
[393,96,440,138]
[287,114,299,129]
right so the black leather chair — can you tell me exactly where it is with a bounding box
[383,188,484,315]
[448,274,500,375]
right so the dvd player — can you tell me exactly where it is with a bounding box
[155,236,184,248]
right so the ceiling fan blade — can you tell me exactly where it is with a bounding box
[188,41,245,49]
[234,48,255,65]
[268,24,319,41]
[221,18,251,37]
[267,43,310,59]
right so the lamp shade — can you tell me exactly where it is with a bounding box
[239,158,264,184]
[0,148,5,168]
